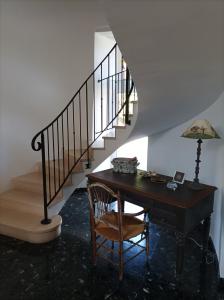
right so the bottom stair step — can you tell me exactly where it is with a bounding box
[0,207,62,243]
[0,189,64,215]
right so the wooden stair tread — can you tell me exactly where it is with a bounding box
[122,113,134,117]
[92,147,105,150]
[103,136,116,140]
[12,172,43,183]
[113,125,126,129]
[0,206,61,233]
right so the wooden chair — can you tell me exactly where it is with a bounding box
[87,182,149,280]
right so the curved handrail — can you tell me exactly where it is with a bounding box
[31,43,117,151]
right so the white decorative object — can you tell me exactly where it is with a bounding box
[111,157,139,174]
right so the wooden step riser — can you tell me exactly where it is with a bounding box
[37,160,83,175]
[0,188,66,217]
[65,148,94,161]
[11,180,65,198]
[0,199,61,217]
[0,200,43,216]
[38,173,73,189]
[44,164,83,179]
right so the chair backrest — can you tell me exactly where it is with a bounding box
[87,182,123,237]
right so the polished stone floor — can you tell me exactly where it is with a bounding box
[0,189,223,300]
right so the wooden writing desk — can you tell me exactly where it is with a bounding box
[86,168,217,280]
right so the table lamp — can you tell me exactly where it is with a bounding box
[181,119,220,190]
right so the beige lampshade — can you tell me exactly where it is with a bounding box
[181,119,220,139]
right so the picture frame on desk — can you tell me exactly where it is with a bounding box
[173,171,185,184]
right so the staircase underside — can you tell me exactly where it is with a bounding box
[104,0,224,138]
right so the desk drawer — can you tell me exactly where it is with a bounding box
[150,208,176,228]
[122,193,154,209]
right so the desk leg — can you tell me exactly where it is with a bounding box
[121,197,125,213]
[202,215,211,263]
[175,231,185,282]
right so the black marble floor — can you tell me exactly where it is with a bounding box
[0,189,223,300]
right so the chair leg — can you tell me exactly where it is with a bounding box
[119,241,124,281]
[142,212,148,239]
[111,240,114,260]
[146,226,150,257]
[91,230,97,266]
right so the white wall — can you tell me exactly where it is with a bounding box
[148,92,224,276]
[0,0,107,192]
[94,32,115,66]
[94,32,116,134]
[116,137,148,171]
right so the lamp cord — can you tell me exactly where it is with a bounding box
[188,236,215,264]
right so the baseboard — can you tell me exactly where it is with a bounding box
[219,277,224,291]
[208,236,215,249]
[75,187,87,192]
[209,239,224,292]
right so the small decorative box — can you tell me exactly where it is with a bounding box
[111,157,139,174]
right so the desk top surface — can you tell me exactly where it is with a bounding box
[86,169,217,209]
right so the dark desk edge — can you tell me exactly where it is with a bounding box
[86,169,217,209]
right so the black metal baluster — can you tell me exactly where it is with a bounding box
[93,74,96,140]
[115,46,117,121]
[122,73,125,123]
[52,124,56,194]
[112,75,114,126]
[41,132,51,224]
[123,76,125,122]
[62,114,65,180]
[125,68,131,125]
[79,91,82,157]
[72,100,76,166]
[118,73,120,123]
[120,70,124,123]
[107,56,110,128]
[46,128,51,201]
[86,82,90,168]
[100,63,103,132]
[67,107,70,172]
[56,119,60,188]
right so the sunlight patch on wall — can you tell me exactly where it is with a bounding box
[116,136,148,171]
[93,136,148,173]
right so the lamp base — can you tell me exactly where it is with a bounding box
[188,182,204,191]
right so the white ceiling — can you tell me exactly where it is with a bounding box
[103,0,224,137]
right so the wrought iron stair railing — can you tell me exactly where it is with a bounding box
[31,43,136,224]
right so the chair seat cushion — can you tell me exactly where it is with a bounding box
[95,212,145,241]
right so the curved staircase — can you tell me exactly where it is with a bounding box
[0,44,138,243]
